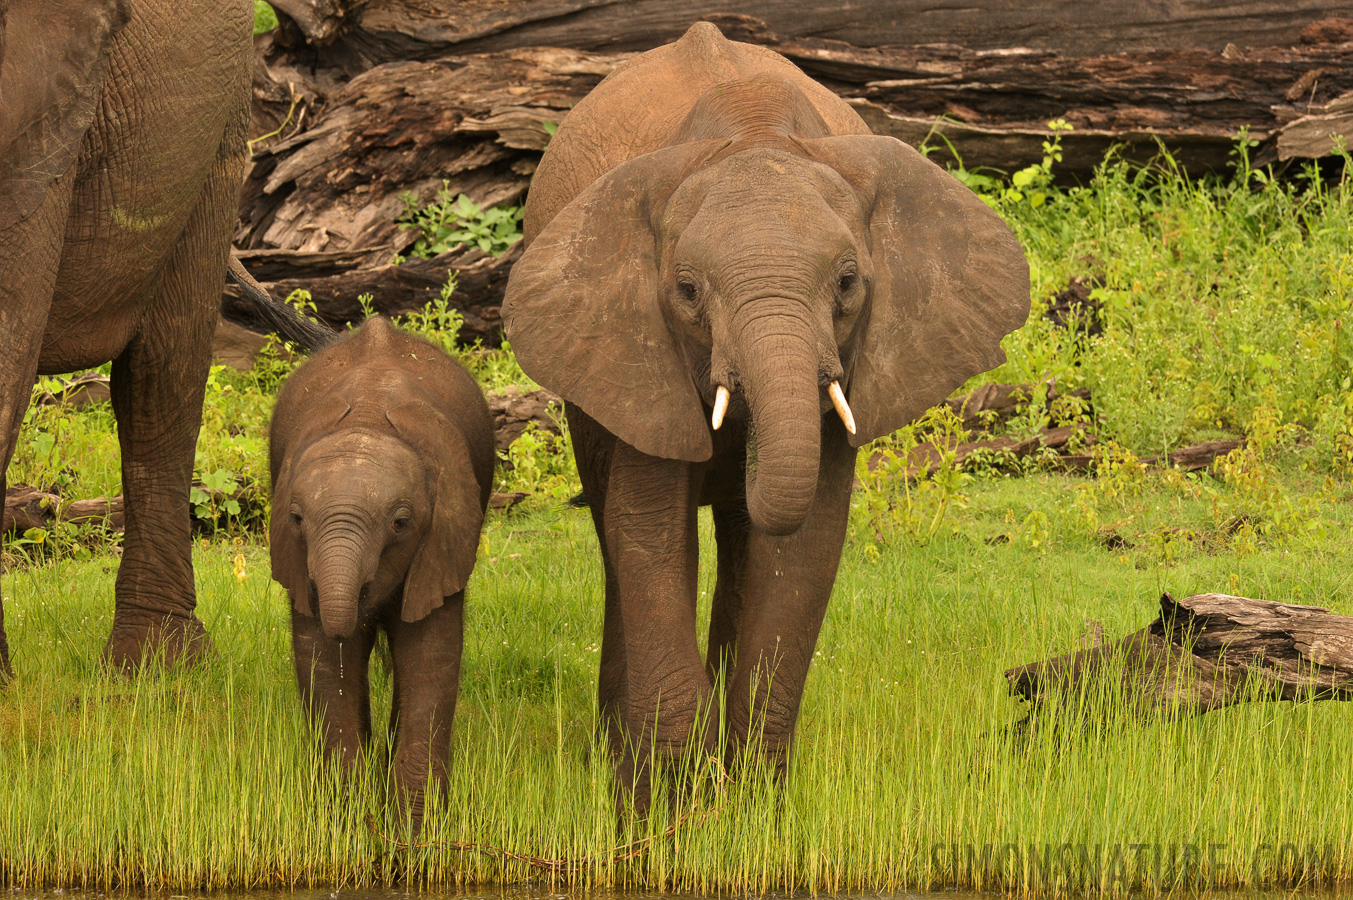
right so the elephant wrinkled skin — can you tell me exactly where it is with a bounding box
[0,0,254,675]
[503,22,1030,807]
[269,317,495,825]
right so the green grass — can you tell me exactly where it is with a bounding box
[3,471,1353,893]
[3,143,1353,893]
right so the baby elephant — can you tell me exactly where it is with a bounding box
[268,316,494,822]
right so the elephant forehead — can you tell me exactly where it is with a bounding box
[668,149,863,230]
[294,431,423,479]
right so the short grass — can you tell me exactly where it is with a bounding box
[2,140,1352,895]
[3,467,1353,894]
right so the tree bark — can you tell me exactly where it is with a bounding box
[225,8,1353,342]
[268,0,1350,62]
[1007,592,1353,719]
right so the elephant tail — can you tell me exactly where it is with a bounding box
[226,254,337,353]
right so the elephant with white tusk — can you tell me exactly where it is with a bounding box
[503,22,1030,810]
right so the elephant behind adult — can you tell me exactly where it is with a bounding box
[0,0,261,675]
[504,23,1030,806]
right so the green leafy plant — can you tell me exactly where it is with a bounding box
[396,186,524,259]
[190,468,242,526]
[253,0,278,34]
[854,405,973,547]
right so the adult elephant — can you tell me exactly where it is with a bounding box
[504,23,1030,806]
[0,0,321,677]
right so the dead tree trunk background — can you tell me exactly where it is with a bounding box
[1007,592,1353,720]
[221,2,1353,351]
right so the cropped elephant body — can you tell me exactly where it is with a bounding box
[0,0,256,675]
[504,23,1030,805]
[268,318,494,822]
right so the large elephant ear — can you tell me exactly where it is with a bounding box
[386,400,486,622]
[504,140,730,463]
[0,0,131,230]
[270,394,351,615]
[802,135,1030,446]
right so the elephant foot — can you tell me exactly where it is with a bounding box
[102,608,213,672]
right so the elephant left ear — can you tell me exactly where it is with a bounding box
[386,400,486,622]
[0,1,131,230]
[800,135,1031,446]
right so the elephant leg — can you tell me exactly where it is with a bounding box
[567,405,627,762]
[103,146,243,670]
[385,592,464,830]
[292,607,377,770]
[706,499,752,687]
[603,439,709,812]
[0,175,77,681]
[724,421,856,779]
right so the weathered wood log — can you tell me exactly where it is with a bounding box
[241,28,1353,255]
[222,244,518,345]
[31,373,111,409]
[230,11,1353,342]
[1056,439,1243,474]
[488,386,563,453]
[235,48,609,256]
[266,0,1350,63]
[1007,592,1353,718]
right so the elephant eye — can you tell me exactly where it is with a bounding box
[676,280,699,305]
[289,510,303,527]
[838,272,859,294]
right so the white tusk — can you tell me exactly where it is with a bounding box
[828,381,856,435]
[711,385,730,430]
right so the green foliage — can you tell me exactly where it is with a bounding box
[396,185,524,259]
[6,497,1353,891]
[497,421,580,502]
[853,405,973,548]
[253,0,278,34]
[962,137,1353,464]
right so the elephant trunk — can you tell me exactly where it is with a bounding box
[740,322,821,536]
[309,527,368,640]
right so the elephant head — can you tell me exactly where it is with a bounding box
[270,397,484,640]
[504,106,1029,536]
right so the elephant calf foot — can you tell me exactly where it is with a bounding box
[103,609,213,672]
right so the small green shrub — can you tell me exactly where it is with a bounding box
[853,404,972,548]
[253,0,278,34]
[396,186,523,259]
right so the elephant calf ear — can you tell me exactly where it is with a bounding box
[803,135,1031,446]
[386,400,486,622]
[0,0,130,230]
[503,140,730,463]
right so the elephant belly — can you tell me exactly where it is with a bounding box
[37,0,252,375]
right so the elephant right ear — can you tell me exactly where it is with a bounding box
[503,140,729,463]
[0,1,131,230]
[269,394,352,615]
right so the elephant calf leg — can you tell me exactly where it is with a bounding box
[292,609,376,770]
[386,594,464,831]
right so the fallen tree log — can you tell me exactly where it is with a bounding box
[228,8,1353,339]
[1007,592,1353,717]
[223,244,518,345]
[267,0,1350,63]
